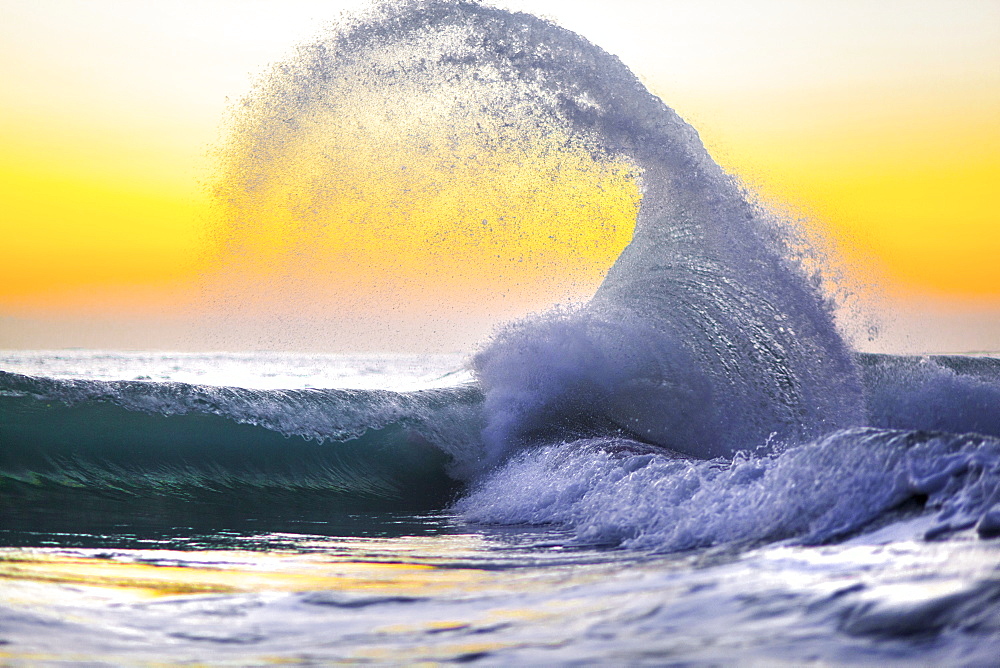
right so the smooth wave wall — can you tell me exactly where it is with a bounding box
[0,371,481,515]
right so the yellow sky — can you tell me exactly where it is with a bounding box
[1,0,998,351]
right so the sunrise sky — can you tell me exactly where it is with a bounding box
[1,0,997,352]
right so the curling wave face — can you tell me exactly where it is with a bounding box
[0,370,481,524]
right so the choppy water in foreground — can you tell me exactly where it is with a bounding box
[3,524,998,665]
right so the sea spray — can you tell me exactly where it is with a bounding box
[392,0,869,460]
[210,0,865,464]
[210,1,642,352]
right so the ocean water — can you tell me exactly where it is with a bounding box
[2,351,999,665]
[3,1,1000,664]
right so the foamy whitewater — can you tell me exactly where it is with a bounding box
[2,2,999,664]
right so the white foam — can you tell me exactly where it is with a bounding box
[457,428,1000,551]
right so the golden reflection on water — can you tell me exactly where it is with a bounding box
[0,532,618,600]
[8,536,991,664]
[0,536,503,599]
[0,533,607,664]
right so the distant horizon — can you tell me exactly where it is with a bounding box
[3,300,999,356]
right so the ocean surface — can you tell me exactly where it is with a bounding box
[2,350,1000,665]
[4,1,1000,665]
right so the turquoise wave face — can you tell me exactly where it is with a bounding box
[0,372,476,534]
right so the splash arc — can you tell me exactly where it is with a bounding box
[214,0,865,460]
